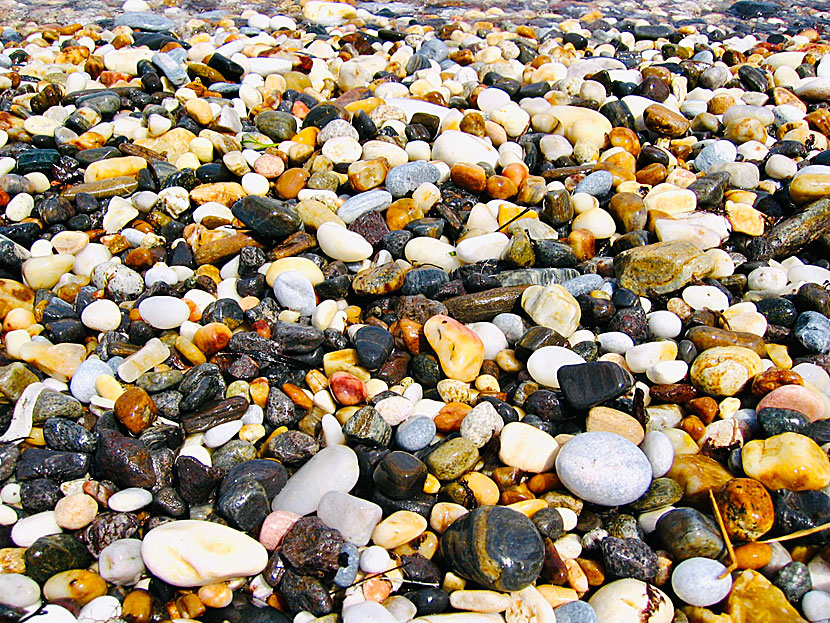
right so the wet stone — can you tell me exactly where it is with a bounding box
[600,537,658,582]
[438,506,544,591]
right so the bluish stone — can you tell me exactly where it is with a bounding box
[573,170,613,197]
[385,162,440,197]
[396,416,436,452]
[334,542,359,587]
[695,140,737,173]
[402,267,450,297]
[113,13,176,31]
[794,311,830,353]
[554,600,598,623]
[557,361,633,410]
[420,39,449,62]
[152,53,188,86]
[563,274,603,297]
[337,189,393,225]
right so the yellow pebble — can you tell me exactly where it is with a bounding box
[718,397,741,420]
[95,374,124,401]
[475,374,500,392]
[495,349,522,373]
[765,343,792,369]
[423,473,440,494]
[292,127,319,146]
[505,499,549,517]
[249,377,270,408]
[225,380,250,400]
[443,571,467,592]
[239,423,266,443]
[176,335,207,365]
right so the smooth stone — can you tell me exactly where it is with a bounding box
[11,510,62,547]
[588,579,673,623]
[671,557,732,607]
[742,432,830,491]
[137,296,190,329]
[526,346,585,389]
[0,573,40,608]
[498,422,559,473]
[98,538,144,585]
[725,569,806,623]
[640,431,675,478]
[795,311,830,353]
[431,131,498,168]
[690,346,763,396]
[555,432,653,506]
[438,505,544,591]
[558,361,633,410]
[271,445,360,515]
[656,508,724,561]
[521,284,581,338]
[424,315,485,382]
[757,385,825,422]
[614,241,715,296]
[317,222,373,262]
[141,519,267,587]
[317,491,382,547]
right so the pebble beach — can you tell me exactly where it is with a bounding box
[2,0,830,622]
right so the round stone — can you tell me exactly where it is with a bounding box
[438,505,544,592]
[80,299,122,332]
[555,432,653,506]
[54,493,98,530]
[137,296,190,330]
[671,557,732,607]
[588,579,673,623]
[98,538,144,585]
[0,573,41,608]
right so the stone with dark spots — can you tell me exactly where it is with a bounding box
[218,478,271,533]
[83,512,141,557]
[280,516,344,578]
[438,505,544,591]
[600,537,658,582]
[278,568,333,616]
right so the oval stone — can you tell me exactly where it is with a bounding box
[555,432,652,506]
[438,505,544,591]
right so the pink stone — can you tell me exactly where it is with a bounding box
[259,510,301,550]
[329,370,367,406]
[254,154,285,179]
[757,384,826,422]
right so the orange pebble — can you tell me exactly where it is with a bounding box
[197,583,233,608]
[502,161,529,186]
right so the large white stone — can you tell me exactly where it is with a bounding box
[526,346,585,389]
[141,520,268,587]
[318,491,383,546]
[431,131,498,168]
[271,445,360,515]
[316,222,373,262]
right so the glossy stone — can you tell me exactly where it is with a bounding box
[438,506,544,591]
[557,361,633,409]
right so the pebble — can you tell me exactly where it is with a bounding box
[556,432,653,506]
[671,558,732,607]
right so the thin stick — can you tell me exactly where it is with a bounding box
[709,489,737,579]
[759,521,830,544]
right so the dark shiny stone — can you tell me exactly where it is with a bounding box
[176,454,224,504]
[755,297,798,327]
[212,440,257,472]
[84,511,140,556]
[24,533,92,584]
[629,478,684,512]
[218,479,270,532]
[94,428,156,488]
[16,448,90,482]
[181,396,247,434]
[738,65,768,91]
[656,508,724,561]
[534,240,579,268]
[354,325,394,371]
[516,326,568,359]
[267,430,319,465]
[541,190,574,226]
[608,306,648,344]
[772,489,830,545]
[232,195,302,239]
[278,568,332,616]
[407,588,449,615]
[557,362,632,410]
[773,561,812,603]
[43,417,96,453]
[601,537,657,581]
[0,443,19,482]
[635,76,670,102]
[373,451,428,500]
[410,354,442,386]
[405,217,444,239]
[758,407,812,437]
[523,389,564,421]
[17,149,60,174]
[344,406,392,447]
[21,478,62,513]
[439,505,544,591]
[38,195,75,225]
[302,104,348,130]
[531,507,565,540]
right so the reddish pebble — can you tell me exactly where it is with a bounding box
[329,370,367,405]
[756,384,825,421]
[259,510,301,550]
[253,153,285,179]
